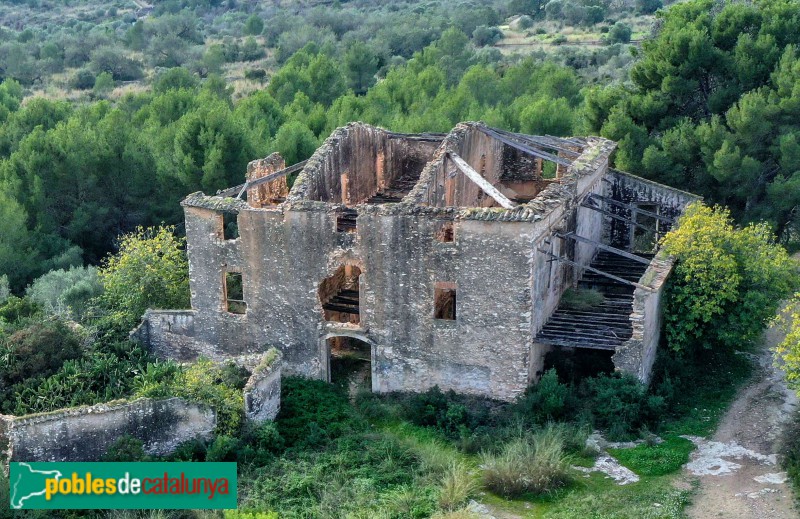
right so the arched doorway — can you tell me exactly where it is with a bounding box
[327,335,372,394]
[318,264,362,324]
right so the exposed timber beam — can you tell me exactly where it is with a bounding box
[477,127,573,166]
[536,247,653,291]
[579,200,659,233]
[587,193,675,224]
[215,160,308,199]
[447,152,518,210]
[556,232,651,265]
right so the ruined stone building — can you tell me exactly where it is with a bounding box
[134,122,698,402]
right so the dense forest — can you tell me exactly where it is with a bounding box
[2,0,800,517]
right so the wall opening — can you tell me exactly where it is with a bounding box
[436,222,455,243]
[632,203,659,253]
[543,347,614,385]
[224,272,247,314]
[434,282,457,320]
[336,209,358,233]
[222,212,239,240]
[319,265,361,324]
[328,336,371,393]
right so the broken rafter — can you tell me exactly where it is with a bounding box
[556,232,651,265]
[447,152,518,210]
[385,131,446,142]
[215,160,309,199]
[492,128,583,157]
[579,200,659,233]
[587,194,675,224]
[477,127,573,167]
[536,247,653,291]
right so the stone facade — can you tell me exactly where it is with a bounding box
[134,121,699,402]
[2,398,215,462]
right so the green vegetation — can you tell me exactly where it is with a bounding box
[0,0,797,517]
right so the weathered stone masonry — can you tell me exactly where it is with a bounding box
[135,121,699,402]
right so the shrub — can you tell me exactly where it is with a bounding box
[0,319,83,386]
[70,68,96,90]
[276,377,358,448]
[102,436,149,461]
[579,373,660,440]
[780,409,800,492]
[438,461,479,511]
[26,266,102,319]
[515,369,571,424]
[605,22,632,45]
[482,426,572,497]
[207,435,240,462]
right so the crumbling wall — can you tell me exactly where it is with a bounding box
[612,252,674,383]
[244,349,283,422]
[417,125,505,208]
[131,310,202,360]
[7,398,215,462]
[289,123,438,206]
[247,153,288,208]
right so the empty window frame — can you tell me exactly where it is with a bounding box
[434,282,457,320]
[436,221,455,243]
[336,209,358,233]
[222,211,239,240]
[632,203,659,253]
[224,272,247,314]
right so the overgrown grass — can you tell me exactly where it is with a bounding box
[559,288,605,311]
[481,426,573,498]
[609,436,695,477]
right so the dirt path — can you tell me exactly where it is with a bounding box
[685,317,799,518]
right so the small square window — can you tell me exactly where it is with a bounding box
[225,272,246,314]
[436,222,455,243]
[434,282,457,320]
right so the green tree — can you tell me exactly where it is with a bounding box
[606,22,632,45]
[661,203,795,354]
[26,266,102,319]
[97,226,189,327]
[343,42,379,95]
[244,15,264,36]
[273,121,318,165]
[93,72,115,97]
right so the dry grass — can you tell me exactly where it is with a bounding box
[481,426,573,497]
[438,461,480,511]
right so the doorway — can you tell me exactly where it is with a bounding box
[327,335,372,395]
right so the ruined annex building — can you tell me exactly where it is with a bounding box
[134,122,698,402]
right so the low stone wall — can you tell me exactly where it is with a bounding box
[613,251,674,383]
[3,397,215,462]
[244,349,283,422]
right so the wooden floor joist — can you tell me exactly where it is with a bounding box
[587,193,675,224]
[556,232,651,265]
[536,247,653,291]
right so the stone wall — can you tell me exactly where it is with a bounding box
[130,310,201,360]
[613,251,674,382]
[244,350,283,422]
[3,398,215,462]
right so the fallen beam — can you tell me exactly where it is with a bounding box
[556,233,651,265]
[447,153,518,209]
[215,160,308,199]
[536,248,653,291]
